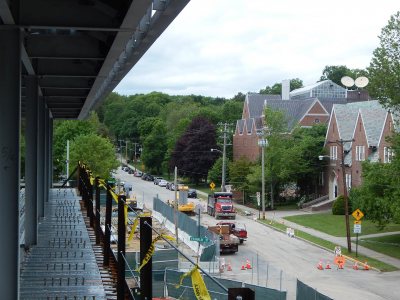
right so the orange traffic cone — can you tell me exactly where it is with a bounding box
[241,264,245,270]
[246,259,252,269]
[363,261,370,271]
[317,261,324,270]
[325,261,331,269]
[227,261,232,271]
[352,262,359,270]
[338,261,344,269]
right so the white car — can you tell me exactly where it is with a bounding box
[158,179,168,187]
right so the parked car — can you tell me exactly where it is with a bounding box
[158,179,168,187]
[188,189,197,198]
[153,177,163,185]
[134,170,143,177]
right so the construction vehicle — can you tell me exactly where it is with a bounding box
[167,185,195,215]
[216,221,247,244]
[207,192,236,219]
[208,225,239,254]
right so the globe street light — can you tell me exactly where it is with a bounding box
[210,148,226,192]
[257,138,268,219]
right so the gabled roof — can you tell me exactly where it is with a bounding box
[246,93,281,118]
[331,100,390,149]
[235,119,245,135]
[317,98,348,114]
[265,99,315,130]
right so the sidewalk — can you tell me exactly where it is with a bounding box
[221,196,400,269]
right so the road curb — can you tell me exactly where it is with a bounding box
[256,219,382,272]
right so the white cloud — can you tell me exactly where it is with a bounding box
[115,0,399,98]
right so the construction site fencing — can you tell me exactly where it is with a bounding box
[296,279,333,300]
[164,268,287,300]
[153,196,219,262]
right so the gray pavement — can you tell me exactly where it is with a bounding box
[197,189,400,269]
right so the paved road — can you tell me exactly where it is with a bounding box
[115,167,400,300]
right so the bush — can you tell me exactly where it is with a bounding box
[332,195,352,215]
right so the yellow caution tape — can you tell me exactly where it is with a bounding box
[124,204,128,227]
[90,176,95,186]
[136,234,175,272]
[127,212,152,242]
[176,265,211,300]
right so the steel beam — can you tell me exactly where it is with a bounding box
[0,27,21,300]
[37,96,45,218]
[25,75,39,247]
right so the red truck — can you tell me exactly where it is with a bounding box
[216,221,247,244]
[207,192,236,219]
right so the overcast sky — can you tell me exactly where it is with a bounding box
[115,0,399,99]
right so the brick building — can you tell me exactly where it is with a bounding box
[322,100,396,200]
[233,80,353,161]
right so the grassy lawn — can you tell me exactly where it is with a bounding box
[359,234,400,260]
[284,213,400,237]
[260,219,398,272]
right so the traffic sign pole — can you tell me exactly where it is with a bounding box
[356,233,358,257]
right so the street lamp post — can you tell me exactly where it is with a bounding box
[210,148,226,192]
[257,139,268,219]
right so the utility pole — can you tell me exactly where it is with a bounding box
[125,140,128,161]
[258,139,268,219]
[338,139,352,253]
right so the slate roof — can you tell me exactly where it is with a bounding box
[236,119,245,134]
[246,93,281,118]
[318,98,347,114]
[330,100,390,165]
[265,99,315,130]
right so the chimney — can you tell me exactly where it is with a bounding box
[282,79,290,100]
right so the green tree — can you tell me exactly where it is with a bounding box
[259,78,303,94]
[368,11,400,109]
[141,120,167,174]
[53,119,96,177]
[70,133,119,179]
[170,117,218,184]
[320,65,353,86]
[229,157,254,203]
[208,157,224,186]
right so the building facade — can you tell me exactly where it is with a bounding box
[322,100,395,200]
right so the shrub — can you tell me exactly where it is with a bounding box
[332,195,345,215]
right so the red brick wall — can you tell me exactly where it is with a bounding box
[378,113,393,161]
[351,113,368,188]
[300,115,330,126]
[308,102,327,114]
[233,132,260,162]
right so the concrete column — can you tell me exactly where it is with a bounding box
[24,75,39,247]
[37,96,45,218]
[0,28,21,300]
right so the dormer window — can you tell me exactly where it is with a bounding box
[314,118,320,123]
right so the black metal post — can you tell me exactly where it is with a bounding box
[140,217,152,300]
[228,288,255,300]
[103,185,112,267]
[356,233,359,257]
[117,195,126,300]
[77,163,82,195]
[95,177,101,244]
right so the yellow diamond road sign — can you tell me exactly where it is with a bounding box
[352,209,364,221]
[209,182,215,190]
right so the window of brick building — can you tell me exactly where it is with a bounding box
[330,146,337,160]
[384,147,394,163]
[355,146,365,161]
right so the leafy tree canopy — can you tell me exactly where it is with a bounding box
[368,11,400,109]
[70,133,119,179]
[259,78,303,94]
[170,117,218,184]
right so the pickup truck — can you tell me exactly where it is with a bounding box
[208,225,239,254]
[216,221,247,244]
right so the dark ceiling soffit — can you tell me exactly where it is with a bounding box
[78,0,191,120]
